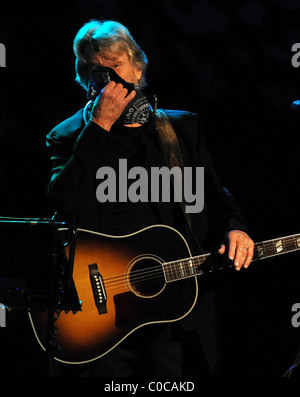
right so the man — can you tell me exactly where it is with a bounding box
[46,20,254,377]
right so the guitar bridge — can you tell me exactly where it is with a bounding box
[88,263,107,315]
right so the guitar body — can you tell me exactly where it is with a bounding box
[29,225,198,364]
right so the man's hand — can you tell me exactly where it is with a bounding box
[218,230,254,271]
[91,81,136,131]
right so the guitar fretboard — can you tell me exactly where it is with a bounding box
[163,233,300,283]
[162,254,210,283]
[252,234,300,261]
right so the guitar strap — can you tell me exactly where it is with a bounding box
[154,109,204,253]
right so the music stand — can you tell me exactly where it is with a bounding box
[0,217,81,376]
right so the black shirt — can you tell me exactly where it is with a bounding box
[96,122,183,235]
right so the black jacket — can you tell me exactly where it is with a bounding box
[46,108,248,330]
[46,108,247,252]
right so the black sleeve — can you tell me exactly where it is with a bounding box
[46,120,113,216]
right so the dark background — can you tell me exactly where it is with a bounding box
[0,0,300,377]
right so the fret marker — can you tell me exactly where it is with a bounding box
[179,262,185,277]
[257,245,264,258]
[297,238,300,248]
[275,240,283,253]
[189,260,195,275]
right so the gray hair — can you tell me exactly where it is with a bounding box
[73,20,148,91]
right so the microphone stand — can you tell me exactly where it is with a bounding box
[0,217,80,377]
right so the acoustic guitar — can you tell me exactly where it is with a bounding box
[29,224,300,364]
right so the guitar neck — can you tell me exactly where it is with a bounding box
[163,233,300,283]
[252,233,300,261]
[162,253,210,282]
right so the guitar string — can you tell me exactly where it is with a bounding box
[103,257,208,292]
[103,258,234,293]
[102,247,258,291]
[103,238,299,285]
[94,239,300,292]
[104,257,205,286]
[102,241,300,291]
[102,254,208,283]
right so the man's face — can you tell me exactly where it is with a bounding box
[93,51,142,86]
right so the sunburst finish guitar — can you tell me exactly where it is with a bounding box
[29,224,300,365]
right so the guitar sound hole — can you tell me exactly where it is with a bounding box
[128,256,165,298]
